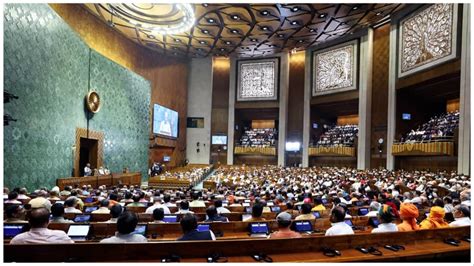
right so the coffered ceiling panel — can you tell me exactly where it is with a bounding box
[83,3,406,58]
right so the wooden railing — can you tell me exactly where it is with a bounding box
[308,146,356,157]
[391,141,454,156]
[234,146,277,156]
[56,172,141,190]
[4,226,469,262]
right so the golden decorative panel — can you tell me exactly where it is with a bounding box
[398,4,459,77]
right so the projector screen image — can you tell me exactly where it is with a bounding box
[212,135,227,145]
[153,104,178,138]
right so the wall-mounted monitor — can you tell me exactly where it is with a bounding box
[212,135,227,145]
[153,104,178,138]
[285,142,301,152]
[402,113,411,120]
[163,156,171,162]
[312,123,318,129]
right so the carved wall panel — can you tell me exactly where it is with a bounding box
[237,58,279,101]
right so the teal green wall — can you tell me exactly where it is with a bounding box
[4,4,150,191]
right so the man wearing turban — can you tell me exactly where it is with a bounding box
[420,206,449,229]
[372,204,398,233]
[397,203,420,231]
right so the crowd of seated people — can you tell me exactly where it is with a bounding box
[238,128,277,147]
[156,165,212,184]
[400,111,459,143]
[4,165,470,245]
[315,124,358,147]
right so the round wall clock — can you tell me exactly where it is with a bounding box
[85,91,101,113]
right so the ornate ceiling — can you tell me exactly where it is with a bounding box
[83,3,406,58]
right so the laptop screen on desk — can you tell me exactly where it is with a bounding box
[163,215,178,223]
[250,223,268,234]
[197,224,210,232]
[84,206,98,213]
[295,221,313,232]
[133,224,147,236]
[73,215,91,223]
[4,224,25,238]
[67,225,90,238]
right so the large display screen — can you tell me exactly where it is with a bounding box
[212,135,227,145]
[153,104,178,138]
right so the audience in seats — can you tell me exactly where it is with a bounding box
[400,111,459,143]
[420,206,449,229]
[204,206,229,222]
[4,205,27,223]
[146,196,171,214]
[5,192,22,204]
[28,190,52,211]
[366,202,381,218]
[325,206,354,236]
[177,213,216,241]
[449,205,471,227]
[175,200,194,214]
[151,208,165,224]
[103,204,122,223]
[64,198,82,214]
[51,203,73,223]
[397,203,420,232]
[239,128,277,147]
[10,207,74,244]
[189,192,206,208]
[215,200,230,214]
[315,124,358,147]
[372,205,398,233]
[92,199,111,214]
[100,211,147,243]
[270,212,301,239]
[295,203,315,221]
[245,203,266,222]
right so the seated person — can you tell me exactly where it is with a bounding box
[449,204,471,227]
[285,202,300,219]
[366,201,381,217]
[295,203,316,221]
[47,190,61,201]
[108,194,119,208]
[397,202,419,231]
[177,213,216,241]
[4,204,27,223]
[204,206,229,222]
[29,190,52,211]
[151,208,165,223]
[103,204,122,223]
[215,200,230,214]
[126,195,144,207]
[146,196,171,214]
[64,198,82,214]
[10,207,74,244]
[245,203,266,222]
[5,191,22,204]
[420,206,449,229]
[325,206,354,236]
[311,197,326,212]
[92,199,111,214]
[189,192,206,208]
[270,212,301,239]
[100,211,147,243]
[163,194,177,208]
[371,204,398,233]
[50,203,73,223]
[175,201,194,214]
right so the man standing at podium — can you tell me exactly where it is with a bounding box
[84,163,92,176]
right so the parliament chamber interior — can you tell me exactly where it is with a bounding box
[2,2,472,264]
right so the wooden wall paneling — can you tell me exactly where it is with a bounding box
[49,4,189,170]
[211,57,230,165]
[370,23,390,168]
[447,98,460,112]
[337,115,359,126]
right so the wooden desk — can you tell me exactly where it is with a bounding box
[56,173,141,190]
[4,227,470,262]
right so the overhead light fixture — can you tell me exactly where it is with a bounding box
[225,41,232,45]
[220,48,226,51]
[309,28,315,33]
[319,13,327,18]
[261,26,269,31]
[230,29,239,34]
[148,35,155,39]
[277,34,284,38]
[202,4,209,7]
[202,29,210,34]
[291,7,300,12]
[260,10,269,16]
[174,39,181,42]
[298,39,304,43]
[376,12,383,16]
[230,14,240,20]
[199,40,207,44]
[251,38,258,42]
[207,18,215,23]
[352,5,359,10]
[291,48,297,54]
[104,4,196,36]
[290,21,299,25]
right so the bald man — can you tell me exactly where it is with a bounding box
[10,207,74,244]
[325,206,354,236]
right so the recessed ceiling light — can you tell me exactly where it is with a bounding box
[261,26,269,31]
[148,35,155,39]
[199,40,207,44]
[202,29,210,34]
[309,28,315,33]
[251,38,258,42]
[290,21,299,25]
[202,4,209,7]
[231,15,240,20]
[260,10,269,16]
[220,48,226,51]
[207,18,215,23]
[231,29,239,34]
[298,39,304,43]
[352,6,359,10]
[277,34,284,38]
[175,39,181,42]
[225,41,232,45]
[376,12,383,16]
[319,13,327,18]
[291,7,300,12]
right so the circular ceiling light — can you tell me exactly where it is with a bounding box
[207,18,215,23]
[104,4,195,35]
[290,20,299,25]
[260,10,269,16]
[230,14,240,20]
[291,7,300,12]
[199,40,207,44]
